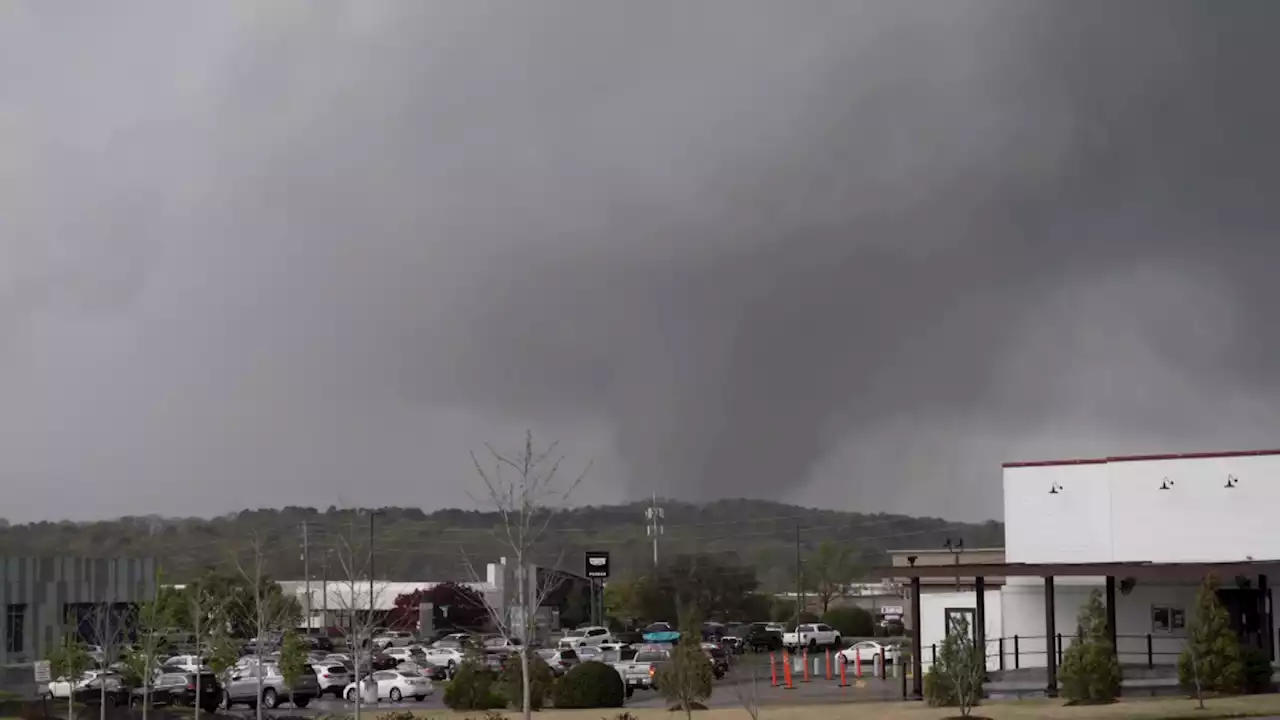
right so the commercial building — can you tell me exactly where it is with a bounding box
[882,448,1280,698]
[1,557,158,665]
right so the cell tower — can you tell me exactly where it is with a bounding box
[645,493,664,567]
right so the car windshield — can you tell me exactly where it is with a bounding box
[535,650,557,660]
[565,629,587,637]
[634,651,667,662]
[398,672,418,679]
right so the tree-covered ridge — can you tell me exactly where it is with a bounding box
[0,500,1002,587]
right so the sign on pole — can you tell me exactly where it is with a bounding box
[33,660,51,684]
[585,551,610,579]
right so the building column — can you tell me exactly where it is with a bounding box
[1105,576,1118,657]
[910,576,923,700]
[975,577,987,675]
[1044,576,1057,698]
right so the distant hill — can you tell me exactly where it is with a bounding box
[0,500,1002,589]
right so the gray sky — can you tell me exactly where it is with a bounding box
[3,1,1279,523]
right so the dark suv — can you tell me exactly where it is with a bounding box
[743,622,783,652]
[131,672,221,712]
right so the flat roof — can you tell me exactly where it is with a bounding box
[874,559,1280,581]
[888,547,1005,555]
[1002,448,1280,469]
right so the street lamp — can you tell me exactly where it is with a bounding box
[369,510,383,642]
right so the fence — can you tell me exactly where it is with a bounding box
[919,634,1182,671]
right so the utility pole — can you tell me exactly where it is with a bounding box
[945,538,964,592]
[645,493,664,568]
[369,511,382,636]
[321,550,329,634]
[302,521,311,632]
[795,524,804,623]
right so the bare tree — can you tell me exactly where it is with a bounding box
[327,511,395,720]
[85,602,131,720]
[807,541,859,614]
[122,586,169,720]
[461,431,589,720]
[188,583,232,720]
[733,645,762,720]
[229,533,301,720]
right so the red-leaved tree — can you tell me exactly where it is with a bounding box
[392,581,488,631]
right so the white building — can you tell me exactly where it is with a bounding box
[890,448,1280,698]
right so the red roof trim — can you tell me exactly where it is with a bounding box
[1003,448,1280,469]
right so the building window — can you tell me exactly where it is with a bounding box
[944,607,977,641]
[5,604,26,654]
[1152,605,1186,634]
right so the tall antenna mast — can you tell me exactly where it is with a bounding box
[645,492,664,568]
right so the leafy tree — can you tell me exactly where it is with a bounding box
[46,630,92,720]
[631,553,760,622]
[807,541,860,613]
[1179,575,1244,700]
[654,605,713,719]
[930,614,984,717]
[279,630,310,704]
[1059,589,1121,704]
[823,606,875,638]
[393,581,489,630]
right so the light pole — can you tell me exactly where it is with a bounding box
[944,538,964,592]
[369,510,383,643]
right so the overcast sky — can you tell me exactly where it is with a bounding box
[3,1,1279,523]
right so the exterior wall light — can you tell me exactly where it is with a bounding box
[1225,474,1239,488]
[1049,482,1063,494]
[1159,478,1174,490]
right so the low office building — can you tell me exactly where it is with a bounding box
[882,448,1280,698]
[1,556,158,665]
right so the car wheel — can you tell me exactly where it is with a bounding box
[346,688,357,702]
[414,695,424,702]
[262,687,278,709]
[294,696,310,708]
[390,688,402,702]
[808,638,817,651]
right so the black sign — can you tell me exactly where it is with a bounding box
[585,551,610,578]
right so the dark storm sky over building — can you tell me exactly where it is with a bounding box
[2,1,1280,522]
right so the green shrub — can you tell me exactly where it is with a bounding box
[443,659,506,711]
[496,652,555,710]
[822,607,875,638]
[1059,589,1121,704]
[552,661,625,709]
[923,665,957,707]
[1178,575,1244,695]
[1241,645,1274,694]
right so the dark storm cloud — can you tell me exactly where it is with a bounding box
[2,1,1279,522]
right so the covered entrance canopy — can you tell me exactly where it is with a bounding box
[873,559,1280,700]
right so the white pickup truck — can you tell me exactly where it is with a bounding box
[782,622,842,649]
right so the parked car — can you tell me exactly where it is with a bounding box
[306,635,335,652]
[741,622,783,652]
[221,663,320,709]
[702,644,729,678]
[47,670,114,699]
[534,648,579,677]
[313,663,352,697]
[343,670,434,702]
[558,626,613,649]
[782,622,841,649]
[373,630,416,649]
[130,671,220,712]
[396,660,448,681]
[421,646,467,675]
[162,654,208,673]
[613,646,669,694]
[839,640,900,666]
[71,675,128,708]
[431,633,472,648]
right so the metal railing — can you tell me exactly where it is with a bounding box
[921,633,1182,670]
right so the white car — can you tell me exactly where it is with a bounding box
[163,655,208,673]
[313,662,352,697]
[343,670,433,702]
[558,626,612,649]
[47,670,114,699]
[839,641,900,666]
[421,647,466,674]
[431,633,471,648]
[383,646,428,664]
[373,631,416,649]
[782,623,842,649]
